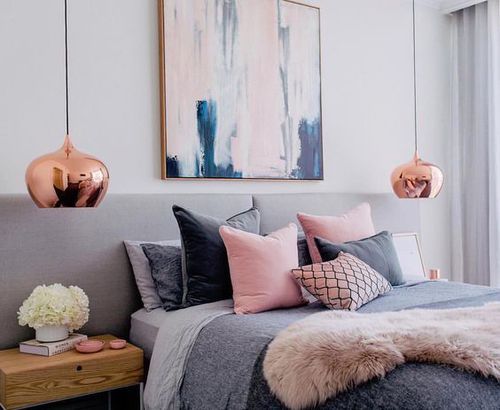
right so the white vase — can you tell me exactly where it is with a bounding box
[35,325,69,343]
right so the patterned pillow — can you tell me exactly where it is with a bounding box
[292,252,392,311]
[141,243,184,312]
[124,239,181,311]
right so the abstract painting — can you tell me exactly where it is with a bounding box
[159,0,323,180]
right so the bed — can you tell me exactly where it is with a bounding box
[130,308,168,361]
[2,193,499,409]
[132,280,500,409]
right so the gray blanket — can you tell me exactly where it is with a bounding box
[146,281,500,409]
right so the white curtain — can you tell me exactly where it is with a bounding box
[451,0,500,287]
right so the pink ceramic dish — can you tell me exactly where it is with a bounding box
[75,340,105,353]
[109,339,127,349]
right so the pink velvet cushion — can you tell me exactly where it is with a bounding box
[219,223,307,314]
[292,252,392,311]
[297,203,376,263]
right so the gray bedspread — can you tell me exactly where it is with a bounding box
[145,281,500,410]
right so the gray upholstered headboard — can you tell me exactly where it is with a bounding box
[253,193,420,235]
[0,193,419,349]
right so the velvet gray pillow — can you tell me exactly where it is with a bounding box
[298,233,312,267]
[141,243,184,311]
[173,205,261,306]
[314,231,405,286]
[124,239,180,311]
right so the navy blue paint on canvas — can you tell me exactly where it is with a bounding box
[196,100,242,178]
[166,156,180,177]
[295,118,322,180]
[197,100,218,177]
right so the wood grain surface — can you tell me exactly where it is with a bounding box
[0,335,143,410]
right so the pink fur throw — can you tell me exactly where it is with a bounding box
[263,303,500,410]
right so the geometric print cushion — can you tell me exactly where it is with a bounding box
[292,252,392,311]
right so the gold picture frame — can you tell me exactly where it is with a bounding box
[157,0,323,181]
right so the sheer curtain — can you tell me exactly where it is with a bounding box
[451,0,500,286]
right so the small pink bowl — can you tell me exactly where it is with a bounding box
[75,340,105,353]
[109,339,127,350]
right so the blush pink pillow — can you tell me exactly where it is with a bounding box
[297,203,376,263]
[219,223,307,314]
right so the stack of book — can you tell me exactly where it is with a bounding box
[19,334,87,356]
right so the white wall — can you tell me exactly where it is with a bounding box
[0,0,452,276]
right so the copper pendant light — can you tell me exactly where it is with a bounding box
[390,0,443,199]
[26,0,109,208]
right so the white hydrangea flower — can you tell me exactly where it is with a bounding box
[18,284,90,332]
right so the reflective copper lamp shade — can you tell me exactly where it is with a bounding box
[390,0,444,199]
[391,151,444,199]
[26,135,109,208]
[26,0,109,208]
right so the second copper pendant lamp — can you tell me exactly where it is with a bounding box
[25,0,109,208]
[390,0,444,199]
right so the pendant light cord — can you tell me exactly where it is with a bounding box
[412,0,418,154]
[64,0,70,136]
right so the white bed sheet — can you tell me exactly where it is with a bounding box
[130,308,170,360]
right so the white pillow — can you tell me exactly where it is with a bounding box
[124,240,180,311]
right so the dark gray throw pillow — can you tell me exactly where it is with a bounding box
[314,231,405,286]
[298,233,312,267]
[172,205,261,306]
[141,244,184,311]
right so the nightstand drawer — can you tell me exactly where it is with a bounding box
[0,336,144,410]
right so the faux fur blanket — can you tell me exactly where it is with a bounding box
[263,303,500,410]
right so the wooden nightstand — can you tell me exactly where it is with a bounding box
[0,335,144,410]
